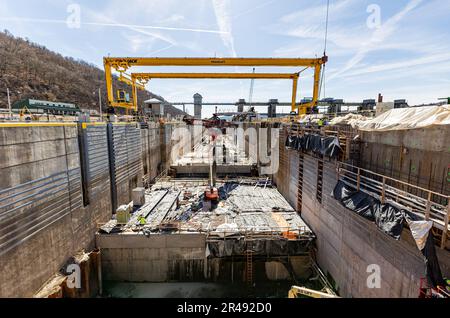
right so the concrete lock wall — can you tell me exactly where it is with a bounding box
[96,234,206,282]
[0,122,168,297]
[159,122,187,170]
[275,131,450,298]
[273,129,299,209]
[140,127,150,184]
[140,122,162,186]
[148,123,162,182]
[97,234,312,283]
[0,123,89,297]
[160,124,173,172]
[207,255,311,283]
[360,127,450,197]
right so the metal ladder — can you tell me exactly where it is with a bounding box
[297,153,304,213]
[316,159,324,204]
[245,233,253,286]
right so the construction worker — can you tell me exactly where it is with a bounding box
[138,215,147,225]
[317,118,325,128]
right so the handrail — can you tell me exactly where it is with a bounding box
[203,226,314,241]
[97,223,315,242]
[154,168,169,183]
[338,162,449,200]
[336,161,449,249]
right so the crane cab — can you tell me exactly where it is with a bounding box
[116,90,130,103]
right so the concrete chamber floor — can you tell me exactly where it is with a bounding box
[103,282,295,298]
[116,179,313,238]
[96,178,319,292]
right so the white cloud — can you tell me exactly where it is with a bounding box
[329,0,424,79]
[212,0,236,57]
[158,14,185,24]
[281,0,354,24]
[232,0,277,20]
[339,53,450,78]
[148,44,176,55]
[122,33,157,53]
[79,0,222,55]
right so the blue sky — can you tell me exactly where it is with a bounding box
[1,0,449,116]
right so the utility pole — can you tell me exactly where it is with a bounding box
[98,88,103,121]
[7,88,12,119]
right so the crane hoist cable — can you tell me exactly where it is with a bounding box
[323,0,330,56]
[248,67,256,112]
[319,0,331,100]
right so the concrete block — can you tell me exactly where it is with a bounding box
[132,188,145,206]
[116,202,133,223]
[265,261,290,280]
[166,234,206,249]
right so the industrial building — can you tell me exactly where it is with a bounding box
[12,99,81,116]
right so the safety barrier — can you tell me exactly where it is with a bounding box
[337,161,449,249]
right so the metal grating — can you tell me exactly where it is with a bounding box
[108,123,143,210]
[84,125,111,198]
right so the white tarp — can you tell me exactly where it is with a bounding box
[329,114,368,128]
[215,223,239,238]
[407,220,433,250]
[298,114,325,124]
[356,105,450,131]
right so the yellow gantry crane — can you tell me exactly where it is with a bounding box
[103,56,327,115]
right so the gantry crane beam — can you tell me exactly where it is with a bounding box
[132,73,299,81]
[103,56,327,114]
[131,73,300,115]
[119,73,146,90]
[104,57,327,69]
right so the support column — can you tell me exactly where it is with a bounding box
[193,93,203,119]
[268,99,279,118]
[104,61,114,107]
[291,77,298,113]
[311,64,321,109]
[132,78,138,112]
[237,99,246,113]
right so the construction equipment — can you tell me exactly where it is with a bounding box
[288,286,340,299]
[116,90,129,103]
[118,72,146,91]
[132,72,301,117]
[418,277,450,298]
[204,132,220,202]
[288,259,340,298]
[19,106,38,121]
[182,114,237,129]
[103,56,328,115]
[110,72,146,110]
